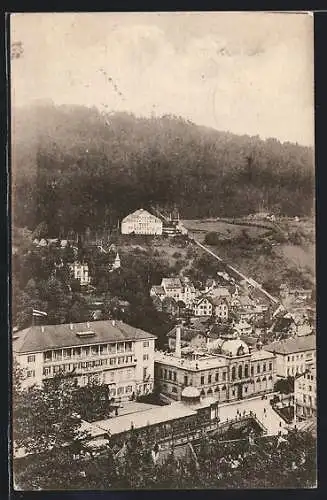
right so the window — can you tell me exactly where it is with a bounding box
[238,365,242,379]
[223,372,227,381]
[126,385,133,393]
[257,364,260,374]
[309,385,312,392]
[117,343,125,353]
[201,376,205,385]
[172,387,178,393]
[269,362,272,371]
[53,350,63,361]
[44,351,52,362]
[164,369,167,379]
[173,372,177,382]
[110,358,116,366]
[125,342,133,352]
[263,363,266,372]
[117,386,124,395]
[43,367,51,376]
[288,356,290,362]
[143,367,148,379]
[26,370,35,378]
[143,354,149,361]
[245,365,249,378]
[251,366,254,376]
[143,341,149,348]
[100,344,107,355]
[168,370,172,380]
[215,372,219,382]
[244,386,248,393]
[91,346,98,356]
[108,343,116,354]
[27,355,35,363]
[184,375,188,386]
[232,367,236,381]
[208,374,212,384]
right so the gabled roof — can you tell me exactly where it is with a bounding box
[13,320,157,354]
[209,296,229,307]
[161,278,182,289]
[265,335,316,355]
[151,285,165,295]
[167,326,206,341]
[122,209,162,223]
[272,316,295,333]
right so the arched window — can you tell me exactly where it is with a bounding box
[214,386,219,392]
[256,377,261,383]
[207,388,213,395]
[231,366,236,381]
[222,385,226,391]
[238,365,243,379]
[200,389,205,396]
[245,364,249,378]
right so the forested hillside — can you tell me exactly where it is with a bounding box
[12,103,314,236]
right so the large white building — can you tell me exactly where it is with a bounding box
[294,367,316,421]
[155,326,276,402]
[121,209,163,235]
[13,320,157,400]
[265,335,316,379]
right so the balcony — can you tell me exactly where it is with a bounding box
[44,351,135,365]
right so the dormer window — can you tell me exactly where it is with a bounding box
[76,331,96,338]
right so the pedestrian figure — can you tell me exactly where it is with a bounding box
[279,421,282,428]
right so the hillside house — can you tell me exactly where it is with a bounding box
[151,277,197,307]
[69,261,91,286]
[121,209,163,235]
[193,296,229,319]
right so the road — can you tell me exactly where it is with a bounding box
[191,238,279,305]
[218,394,288,436]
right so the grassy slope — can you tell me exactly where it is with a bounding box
[182,218,315,287]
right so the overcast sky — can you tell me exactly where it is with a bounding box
[11,12,314,146]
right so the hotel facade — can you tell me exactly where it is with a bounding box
[13,320,156,401]
[155,326,276,402]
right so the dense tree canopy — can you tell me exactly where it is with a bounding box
[12,104,314,235]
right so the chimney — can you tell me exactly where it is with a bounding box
[175,325,182,358]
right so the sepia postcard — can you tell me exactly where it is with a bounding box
[10,12,316,490]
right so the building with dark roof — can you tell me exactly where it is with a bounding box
[13,320,157,399]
